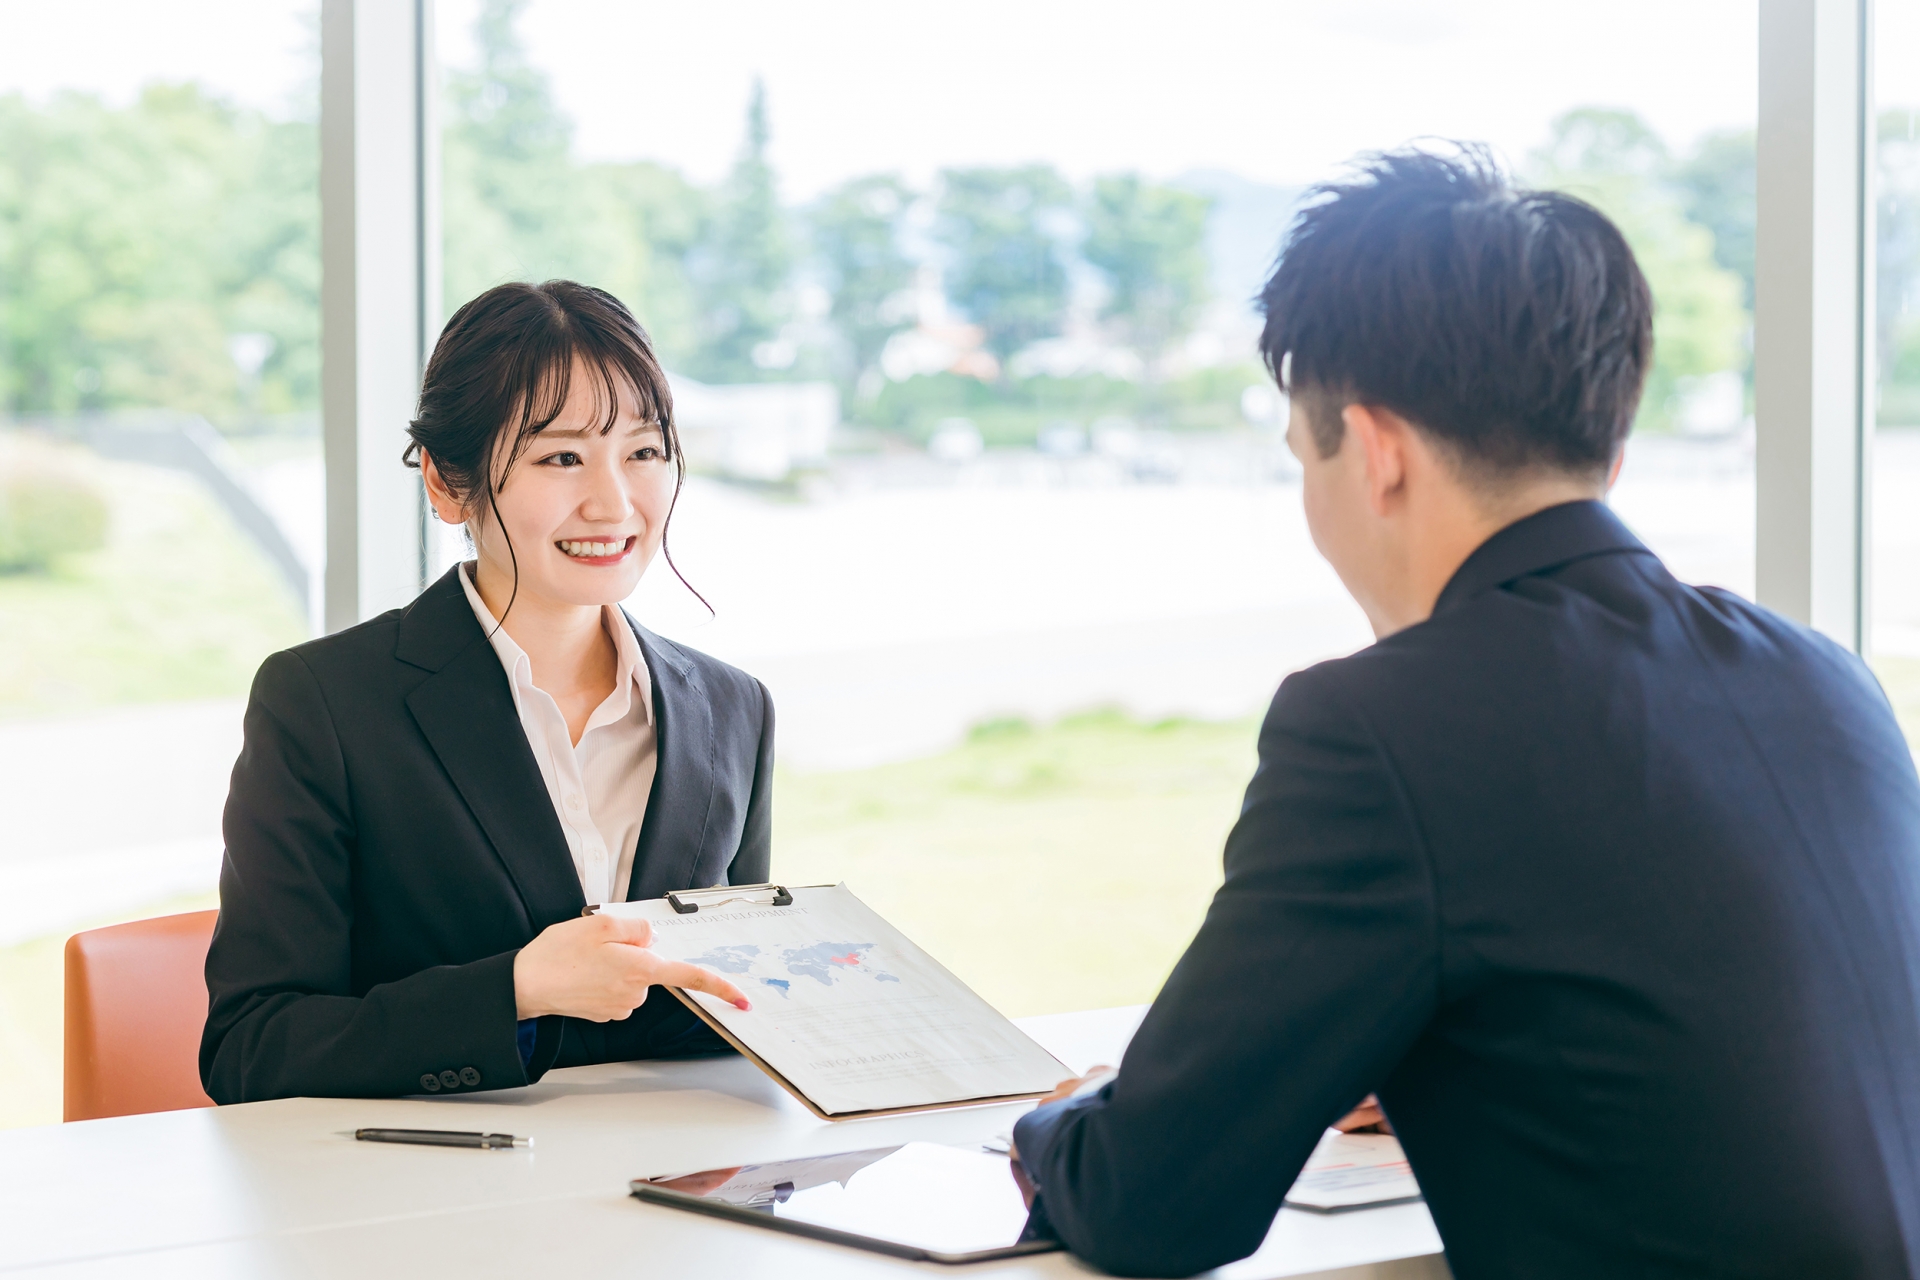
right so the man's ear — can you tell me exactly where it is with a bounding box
[1342,403,1409,516]
[1605,442,1627,491]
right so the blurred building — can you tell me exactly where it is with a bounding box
[668,374,839,482]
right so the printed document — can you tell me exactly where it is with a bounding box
[1283,1131,1423,1213]
[601,884,1069,1115]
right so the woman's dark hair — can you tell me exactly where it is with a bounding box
[1258,144,1653,483]
[404,279,704,619]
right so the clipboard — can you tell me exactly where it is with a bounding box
[593,884,1070,1120]
[665,985,1057,1122]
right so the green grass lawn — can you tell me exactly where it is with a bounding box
[774,712,1255,1020]
[0,452,306,717]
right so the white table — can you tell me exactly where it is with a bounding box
[0,1007,1447,1279]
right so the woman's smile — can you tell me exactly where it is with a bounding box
[556,535,637,564]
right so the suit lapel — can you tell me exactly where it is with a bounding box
[399,569,586,928]
[625,619,718,902]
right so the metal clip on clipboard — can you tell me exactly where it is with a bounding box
[665,883,795,915]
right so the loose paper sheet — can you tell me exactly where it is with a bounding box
[1283,1130,1423,1213]
[602,884,1069,1115]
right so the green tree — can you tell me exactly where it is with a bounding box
[440,0,709,363]
[575,160,709,370]
[682,79,793,383]
[0,84,318,421]
[935,165,1073,365]
[219,109,321,415]
[441,0,586,310]
[1673,128,1756,310]
[1082,174,1212,370]
[811,173,916,400]
[1528,109,1747,432]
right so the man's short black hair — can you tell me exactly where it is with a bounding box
[1258,145,1653,482]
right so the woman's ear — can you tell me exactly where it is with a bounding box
[419,449,466,525]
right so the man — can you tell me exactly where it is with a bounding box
[1012,149,1920,1279]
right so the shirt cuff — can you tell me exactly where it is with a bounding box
[516,1018,538,1069]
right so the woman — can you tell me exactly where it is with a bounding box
[201,281,768,1103]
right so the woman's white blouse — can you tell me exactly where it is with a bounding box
[459,564,656,905]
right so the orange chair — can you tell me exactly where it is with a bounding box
[64,910,219,1122]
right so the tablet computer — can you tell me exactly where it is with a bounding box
[630,1142,1062,1265]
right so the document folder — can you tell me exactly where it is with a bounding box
[595,884,1070,1119]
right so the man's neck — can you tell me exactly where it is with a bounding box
[1366,477,1603,639]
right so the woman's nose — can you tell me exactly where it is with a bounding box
[580,457,635,522]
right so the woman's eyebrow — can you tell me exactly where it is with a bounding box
[534,421,662,440]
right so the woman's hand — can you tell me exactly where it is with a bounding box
[512,913,751,1022]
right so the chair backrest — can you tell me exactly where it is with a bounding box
[64,910,219,1122]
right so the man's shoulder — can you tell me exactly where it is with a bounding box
[1295,557,1887,748]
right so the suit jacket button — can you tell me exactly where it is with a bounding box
[460,1067,481,1086]
[439,1070,461,1090]
[420,1073,442,1092]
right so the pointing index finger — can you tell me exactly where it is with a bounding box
[664,961,752,1011]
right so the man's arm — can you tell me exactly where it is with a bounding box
[1012,668,1439,1278]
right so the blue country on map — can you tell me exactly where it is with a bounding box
[684,944,762,974]
[683,941,899,999]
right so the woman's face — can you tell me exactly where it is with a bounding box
[456,358,677,611]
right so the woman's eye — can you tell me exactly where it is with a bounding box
[538,451,583,467]
[630,446,664,461]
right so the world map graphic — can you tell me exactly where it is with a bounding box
[684,941,901,999]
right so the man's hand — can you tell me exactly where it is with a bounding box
[1009,1065,1116,1165]
[1333,1094,1393,1134]
[513,913,751,1021]
[1032,1064,1114,1110]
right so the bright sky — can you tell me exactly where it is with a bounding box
[7,1,1919,197]
[463,0,1765,195]
[0,1,316,117]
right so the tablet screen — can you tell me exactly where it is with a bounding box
[636,1142,1051,1259]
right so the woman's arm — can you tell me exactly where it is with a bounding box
[199,650,529,1103]
[729,678,776,886]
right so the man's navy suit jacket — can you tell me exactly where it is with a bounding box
[1015,500,1920,1279]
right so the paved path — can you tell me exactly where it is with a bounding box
[0,700,237,944]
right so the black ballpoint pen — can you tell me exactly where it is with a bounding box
[355,1127,530,1150]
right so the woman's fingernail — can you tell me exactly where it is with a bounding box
[735,998,752,1011]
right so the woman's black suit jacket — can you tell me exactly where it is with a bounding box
[199,565,774,1104]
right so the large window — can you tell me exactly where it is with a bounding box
[0,1,320,1126]
[1875,0,1920,742]
[436,0,1759,1017]
[0,0,1767,1131]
